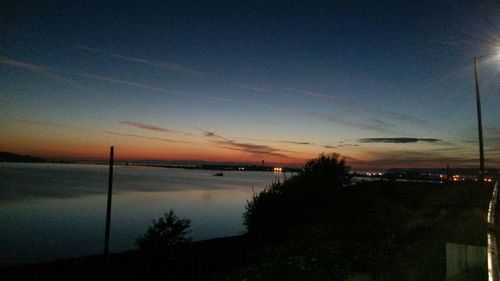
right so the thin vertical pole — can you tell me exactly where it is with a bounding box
[474,57,485,183]
[446,163,450,183]
[104,146,114,255]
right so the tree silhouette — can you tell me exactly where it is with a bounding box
[244,153,352,238]
[136,209,192,249]
[301,153,352,188]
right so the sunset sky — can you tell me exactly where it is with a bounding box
[1,1,500,169]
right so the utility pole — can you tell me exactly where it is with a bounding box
[104,146,114,255]
[446,163,450,183]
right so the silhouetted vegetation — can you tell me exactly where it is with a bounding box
[244,153,351,239]
[136,209,192,249]
[232,154,493,281]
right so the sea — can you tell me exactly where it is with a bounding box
[0,162,283,266]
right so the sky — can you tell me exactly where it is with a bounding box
[1,0,500,169]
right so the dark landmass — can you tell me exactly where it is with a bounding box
[0,151,47,163]
[138,163,302,173]
[384,167,499,176]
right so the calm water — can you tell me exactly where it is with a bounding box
[0,163,281,266]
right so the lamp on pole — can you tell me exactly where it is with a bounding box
[473,56,485,183]
[473,51,499,183]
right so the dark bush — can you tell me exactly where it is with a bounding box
[300,153,352,188]
[136,209,192,249]
[243,153,351,239]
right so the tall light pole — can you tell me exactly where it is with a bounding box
[473,51,499,183]
[473,56,485,183]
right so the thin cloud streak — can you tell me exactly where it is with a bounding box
[1,57,105,96]
[13,118,186,144]
[120,120,195,136]
[82,73,388,132]
[80,73,256,105]
[120,121,175,133]
[0,57,47,71]
[103,131,186,144]
[78,47,202,76]
[76,48,389,132]
[304,111,390,132]
[322,145,338,149]
[76,48,427,128]
[239,137,312,145]
[359,137,442,143]
[299,90,338,101]
[231,82,276,94]
[232,82,297,99]
[198,128,299,159]
[294,89,432,126]
[4,56,389,135]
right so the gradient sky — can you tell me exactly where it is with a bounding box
[1,1,500,169]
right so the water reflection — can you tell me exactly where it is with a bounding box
[0,163,278,265]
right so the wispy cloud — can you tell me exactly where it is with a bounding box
[338,144,360,147]
[0,57,47,72]
[245,138,311,145]
[322,145,337,149]
[359,137,441,143]
[78,47,202,76]
[303,111,391,132]
[13,118,187,144]
[81,74,388,132]
[231,82,277,94]
[197,128,296,158]
[120,121,175,133]
[120,120,195,137]
[80,73,254,105]
[80,73,176,93]
[293,89,432,126]
[298,90,338,101]
[3,57,389,134]
[103,131,186,144]
[232,82,298,99]
[1,57,105,96]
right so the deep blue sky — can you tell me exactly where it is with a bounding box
[1,0,499,168]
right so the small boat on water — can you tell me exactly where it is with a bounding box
[213,172,224,177]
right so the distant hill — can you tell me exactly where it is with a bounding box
[0,151,47,163]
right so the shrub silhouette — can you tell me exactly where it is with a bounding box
[301,153,352,188]
[244,153,351,239]
[136,209,192,249]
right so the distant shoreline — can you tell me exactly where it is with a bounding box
[2,151,497,176]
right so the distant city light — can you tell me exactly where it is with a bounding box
[273,167,282,173]
[365,172,383,177]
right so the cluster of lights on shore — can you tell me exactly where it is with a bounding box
[365,172,383,177]
[437,174,492,182]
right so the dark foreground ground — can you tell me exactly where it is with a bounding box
[0,235,252,281]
